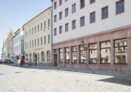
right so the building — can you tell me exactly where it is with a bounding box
[23,7,52,65]
[51,0,131,72]
[6,28,14,61]
[1,40,5,60]
[4,39,8,60]
[13,28,24,61]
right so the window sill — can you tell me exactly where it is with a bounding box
[100,63,111,64]
[114,63,128,65]
[101,17,108,20]
[71,62,77,64]
[79,62,86,64]
[89,63,97,64]
[116,11,124,15]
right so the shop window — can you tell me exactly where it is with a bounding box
[65,47,70,63]
[100,41,111,64]
[80,45,87,64]
[59,48,64,63]
[71,46,77,63]
[89,43,97,63]
[115,39,127,64]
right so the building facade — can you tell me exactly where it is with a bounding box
[51,0,131,72]
[6,29,14,61]
[23,7,52,65]
[13,28,24,61]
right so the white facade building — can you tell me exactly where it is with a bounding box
[51,0,131,72]
[13,28,24,60]
[52,0,131,43]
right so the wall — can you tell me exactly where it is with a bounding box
[53,0,131,43]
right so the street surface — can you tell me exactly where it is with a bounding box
[0,64,131,92]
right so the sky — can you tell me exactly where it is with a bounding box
[0,0,52,54]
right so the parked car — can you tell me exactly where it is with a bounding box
[1,58,14,64]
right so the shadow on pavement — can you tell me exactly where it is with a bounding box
[0,73,4,75]
[15,72,22,74]
[98,77,131,86]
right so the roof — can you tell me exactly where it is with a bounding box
[22,6,52,27]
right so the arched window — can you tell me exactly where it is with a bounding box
[47,51,51,62]
[41,52,45,62]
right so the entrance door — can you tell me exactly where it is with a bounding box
[54,54,57,66]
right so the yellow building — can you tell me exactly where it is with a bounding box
[23,7,52,65]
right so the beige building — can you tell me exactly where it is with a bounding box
[23,7,52,65]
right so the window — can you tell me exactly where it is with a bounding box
[35,39,36,47]
[65,23,69,32]
[90,12,95,23]
[80,45,87,63]
[71,46,77,63]
[38,38,39,46]
[44,36,46,44]
[72,20,76,29]
[80,0,85,9]
[59,26,62,34]
[116,0,124,14]
[59,11,62,20]
[47,51,51,62]
[65,47,70,63]
[54,28,57,36]
[41,37,43,45]
[44,21,46,30]
[59,0,62,6]
[32,40,33,47]
[48,35,50,44]
[37,25,39,32]
[65,8,69,17]
[115,39,127,64]
[100,41,111,64]
[32,28,34,35]
[102,6,108,19]
[80,16,85,26]
[41,23,43,31]
[72,4,76,13]
[59,48,64,63]
[48,19,50,28]
[54,1,57,9]
[89,43,97,63]
[54,15,57,23]
[90,0,95,4]
[35,26,36,33]
[41,52,45,62]
[30,29,31,36]
[30,41,31,48]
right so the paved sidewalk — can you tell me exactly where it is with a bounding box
[10,63,131,80]
[0,64,131,92]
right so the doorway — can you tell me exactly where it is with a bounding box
[54,54,57,66]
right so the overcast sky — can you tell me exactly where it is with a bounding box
[0,0,52,54]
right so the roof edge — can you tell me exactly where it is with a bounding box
[22,6,52,27]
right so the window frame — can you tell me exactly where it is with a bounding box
[80,16,85,27]
[72,20,76,30]
[101,6,109,20]
[116,0,124,15]
[80,0,85,9]
[90,11,96,23]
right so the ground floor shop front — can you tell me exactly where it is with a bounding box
[25,49,52,66]
[53,25,131,72]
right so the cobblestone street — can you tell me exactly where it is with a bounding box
[0,64,131,92]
